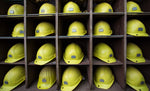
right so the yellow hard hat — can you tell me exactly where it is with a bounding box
[67,21,87,36]
[127,19,148,36]
[63,1,81,13]
[37,66,56,90]
[7,4,24,15]
[61,66,82,91]
[39,3,55,14]
[94,21,112,35]
[126,66,149,91]
[127,43,145,63]
[35,22,55,37]
[94,43,116,63]
[94,66,114,89]
[94,2,113,13]
[34,43,56,65]
[127,1,142,12]
[12,22,24,37]
[63,43,84,64]
[0,66,25,91]
[5,43,24,63]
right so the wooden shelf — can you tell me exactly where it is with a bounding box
[0,59,25,65]
[58,12,90,16]
[27,14,56,17]
[0,37,24,39]
[0,15,24,18]
[93,12,124,15]
[27,36,56,39]
[93,35,124,38]
[60,57,89,65]
[127,35,150,38]
[127,60,150,65]
[93,58,123,65]
[58,35,90,39]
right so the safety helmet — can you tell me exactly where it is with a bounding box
[39,3,55,14]
[7,4,24,15]
[35,22,55,37]
[94,21,112,35]
[34,43,56,65]
[12,22,24,37]
[126,66,149,91]
[0,66,25,91]
[94,66,114,89]
[37,66,56,90]
[127,19,148,36]
[63,1,81,13]
[61,66,82,91]
[94,43,116,63]
[127,43,145,63]
[63,43,84,64]
[5,43,24,63]
[94,2,113,13]
[127,1,142,12]
[67,21,87,36]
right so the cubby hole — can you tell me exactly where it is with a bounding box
[127,38,150,65]
[0,17,23,37]
[27,39,56,65]
[93,0,124,12]
[27,16,55,37]
[127,15,150,36]
[58,15,90,37]
[59,65,90,91]
[0,0,24,15]
[92,65,125,91]
[26,65,57,91]
[0,65,26,91]
[0,39,24,64]
[93,15,124,37]
[27,0,56,15]
[58,0,90,13]
[127,0,150,12]
[126,65,150,91]
[58,38,89,65]
[93,38,124,65]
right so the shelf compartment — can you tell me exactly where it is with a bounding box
[93,35,124,38]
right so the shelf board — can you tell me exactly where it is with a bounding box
[127,12,150,15]
[0,15,24,18]
[92,82,124,91]
[27,13,56,17]
[27,36,56,39]
[127,60,150,65]
[0,37,24,39]
[93,35,124,38]
[28,59,56,66]
[60,57,89,65]
[126,83,150,91]
[93,12,124,15]
[93,58,123,65]
[58,35,90,39]
[0,59,25,65]
[127,35,150,38]
[58,12,90,16]
[27,80,58,91]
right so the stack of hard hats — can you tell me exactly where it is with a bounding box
[94,66,114,89]
[37,66,56,90]
[127,19,148,36]
[7,4,24,15]
[94,2,113,13]
[63,1,81,13]
[61,66,83,91]
[94,21,112,36]
[126,66,149,91]
[127,43,146,63]
[94,43,116,63]
[63,43,84,64]
[5,43,24,63]
[34,43,56,65]
[39,3,55,14]
[0,66,25,91]
[127,1,143,12]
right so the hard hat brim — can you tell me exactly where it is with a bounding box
[99,57,116,63]
[5,57,24,63]
[94,75,114,89]
[127,57,146,63]
[128,33,149,36]
[127,82,149,91]
[34,56,55,65]
[37,80,56,89]
[61,75,82,91]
